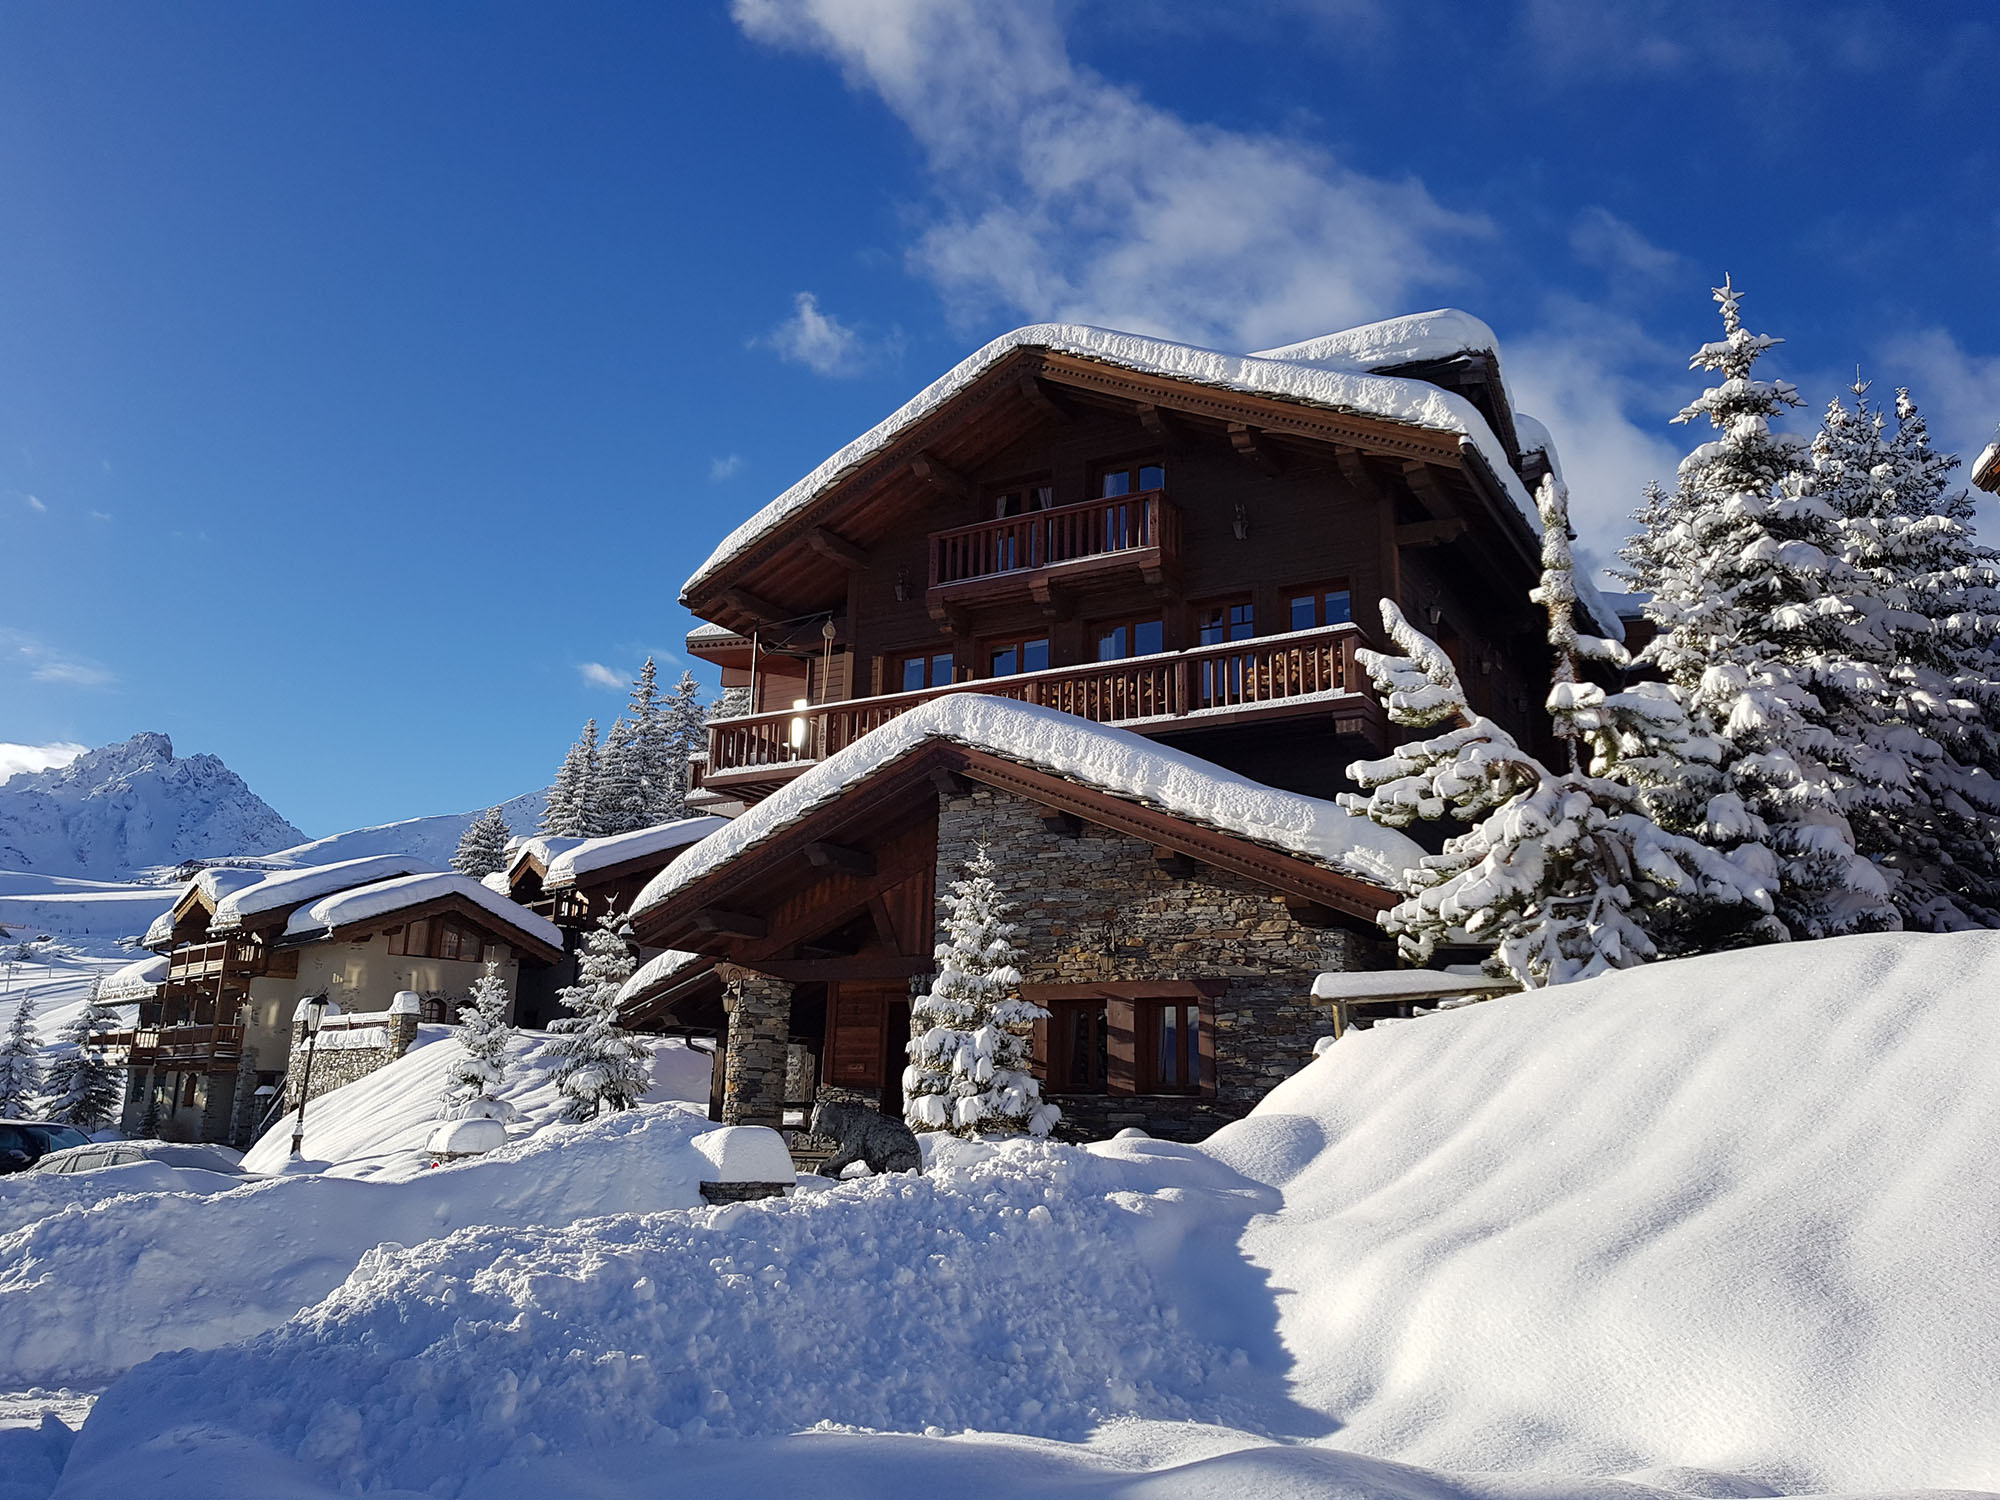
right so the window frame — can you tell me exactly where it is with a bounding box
[1190,596,1256,646]
[985,633,1052,678]
[985,474,1056,520]
[1089,613,1166,663]
[1283,579,1354,633]
[1026,983,1220,1098]
[1093,457,1168,498]
[892,647,958,694]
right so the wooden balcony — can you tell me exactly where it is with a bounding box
[928,490,1180,612]
[703,622,1381,798]
[96,1023,245,1073]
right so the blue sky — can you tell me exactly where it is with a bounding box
[3,1,1996,837]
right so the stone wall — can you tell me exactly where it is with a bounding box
[721,970,793,1126]
[283,1011,421,1108]
[934,783,1388,1141]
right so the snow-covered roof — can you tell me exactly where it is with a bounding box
[687,621,745,642]
[479,871,510,894]
[212,855,442,933]
[686,319,1552,604]
[616,948,708,1006]
[1253,308,1512,398]
[1974,429,2000,493]
[544,817,732,889]
[142,908,177,950]
[280,872,563,951]
[99,953,170,1003]
[1310,969,1516,1002]
[633,696,1424,923]
[506,835,585,881]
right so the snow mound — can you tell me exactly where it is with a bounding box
[0,1101,715,1389]
[65,1139,1282,1495]
[634,695,1423,918]
[691,1125,795,1183]
[1204,928,2000,1493]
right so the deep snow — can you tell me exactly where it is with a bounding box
[14,930,1998,1500]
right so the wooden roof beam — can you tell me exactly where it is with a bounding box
[1017,373,1077,424]
[1135,403,1187,448]
[1153,846,1197,878]
[911,451,971,500]
[805,527,870,571]
[691,908,768,939]
[1228,422,1285,477]
[1039,806,1083,839]
[803,841,875,877]
[719,586,789,627]
[1401,460,1458,520]
[1397,517,1468,548]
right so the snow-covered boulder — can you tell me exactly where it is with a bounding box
[691,1125,795,1200]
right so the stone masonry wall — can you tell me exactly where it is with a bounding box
[936,784,1387,1141]
[722,971,793,1126]
[283,1011,422,1108]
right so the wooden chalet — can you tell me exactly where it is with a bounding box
[1974,427,1999,494]
[682,314,1618,810]
[120,857,561,1145]
[625,696,1421,1141]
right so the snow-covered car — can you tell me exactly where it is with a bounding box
[32,1139,247,1176]
[0,1120,91,1174]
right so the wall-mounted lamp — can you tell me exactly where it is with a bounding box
[1232,503,1250,541]
[893,568,912,602]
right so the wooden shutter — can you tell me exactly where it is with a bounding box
[828,985,887,1088]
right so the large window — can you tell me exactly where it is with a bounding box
[895,648,956,693]
[991,481,1054,519]
[389,914,491,962]
[1093,615,1164,662]
[1097,461,1166,497]
[1032,986,1216,1097]
[988,635,1050,677]
[1140,1000,1201,1095]
[1287,581,1353,632]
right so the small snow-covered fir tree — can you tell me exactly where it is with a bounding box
[662,669,709,821]
[548,910,652,1121]
[1625,276,1896,939]
[541,719,602,838]
[44,979,121,1129]
[451,806,512,879]
[905,845,1059,1137]
[0,993,44,1116]
[439,960,514,1118]
[1343,476,1777,986]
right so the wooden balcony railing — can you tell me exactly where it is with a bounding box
[95,1023,245,1071]
[929,491,1180,602]
[705,622,1374,784]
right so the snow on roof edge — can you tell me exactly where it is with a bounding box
[632,696,1424,924]
[545,817,732,888]
[281,871,563,951]
[682,321,1532,603]
[617,948,709,1006]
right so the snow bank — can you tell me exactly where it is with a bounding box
[0,1102,714,1389]
[634,696,1422,919]
[64,1139,1283,1496]
[1206,929,2000,1493]
[543,816,730,888]
[278,871,562,950]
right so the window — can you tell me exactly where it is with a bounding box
[988,635,1050,677]
[1141,1000,1202,1094]
[436,918,483,962]
[1097,461,1166,497]
[387,918,431,957]
[1049,998,1108,1093]
[1092,615,1164,661]
[1287,582,1353,632]
[1193,599,1255,645]
[991,482,1053,519]
[895,649,956,693]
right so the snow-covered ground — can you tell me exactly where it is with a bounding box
[10,931,2000,1499]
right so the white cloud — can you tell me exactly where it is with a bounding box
[733,0,1483,350]
[577,662,625,691]
[18,493,45,513]
[709,454,744,482]
[758,292,884,377]
[0,629,116,689]
[0,740,87,784]
[1569,207,1681,283]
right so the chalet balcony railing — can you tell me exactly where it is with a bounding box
[929,491,1180,598]
[94,1023,244,1071]
[705,622,1370,780]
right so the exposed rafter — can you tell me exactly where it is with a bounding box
[804,527,870,571]
[1401,459,1457,519]
[1038,807,1083,839]
[911,451,971,500]
[1017,373,1077,424]
[1227,422,1285,477]
[1135,402,1186,448]
[719,586,789,627]
[1396,517,1468,548]
[691,908,768,939]
[803,840,876,877]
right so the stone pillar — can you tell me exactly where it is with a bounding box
[387,991,422,1057]
[719,967,792,1127]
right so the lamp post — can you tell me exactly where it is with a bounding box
[289,993,330,1158]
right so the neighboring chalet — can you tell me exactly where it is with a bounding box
[1974,426,1999,494]
[119,855,561,1144]
[621,313,1607,1142]
[499,816,727,1024]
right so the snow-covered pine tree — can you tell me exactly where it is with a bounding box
[451,806,512,879]
[1806,380,2000,927]
[0,993,44,1116]
[44,979,122,1129]
[595,715,642,836]
[439,960,513,1117]
[541,719,603,838]
[904,845,1059,1137]
[1626,276,1896,940]
[662,669,709,821]
[625,657,680,826]
[548,910,652,1121]
[1341,478,1777,986]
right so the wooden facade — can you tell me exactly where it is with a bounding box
[684,343,1576,808]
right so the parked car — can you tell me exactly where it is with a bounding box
[34,1139,247,1176]
[0,1120,91,1174]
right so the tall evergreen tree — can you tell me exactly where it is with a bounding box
[595,715,642,835]
[540,719,602,838]
[439,960,514,1118]
[904,846,1059,1137]
[1344,480,1776,987]
[0,993,44,1116]
[1623,277,1897,939]
[451,806,512,879]
[44,980,121,1129]
[548,910,652,1121]
[663,670,709,820]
